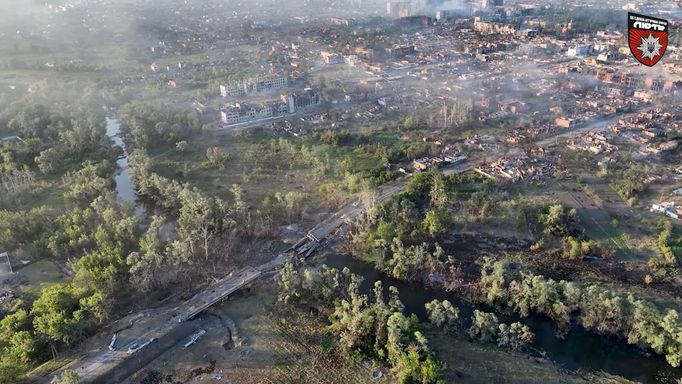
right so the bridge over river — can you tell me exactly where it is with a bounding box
[38,161,473,384]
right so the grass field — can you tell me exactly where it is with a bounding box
[16,259,65,294]
[153,129,327,208]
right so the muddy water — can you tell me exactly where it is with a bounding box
[321,253,681,384]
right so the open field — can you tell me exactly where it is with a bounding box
[152,130,324,206]
[124,286,388,384]
[14,259,65,294]
[527,176,661,263]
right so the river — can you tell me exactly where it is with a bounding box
[322,253,681,383]
[104,117,679,383]
[105,117,146,217]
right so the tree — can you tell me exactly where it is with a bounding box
[31,284,91,349]
[205,147,230,169]
[0,309,45,366]
[540,204,574,237]
[0,205,55,254]
[429,174,449,209]
[230,184,248,217]
[175,140,188,152]
[127,215,175,292]
[71,241,128,323]
[330,279,374,353]
[386,313,443,384]
[359,181,378,217]
[47,195,138,259]
[497,322,534,350]
[64,161,114,207]
[282,191,304,220]
[468,310,499,342]
[35,148,61,174]
[479,257,508,305]
[422,209,451,237]
[177,187,230,263]
[425,300,459,330]
[621,168,647,199]
[119,103,202,151]
[277,262,303,303]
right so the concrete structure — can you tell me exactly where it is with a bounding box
[473,18,516,34]
[387,45,416,59]
[220,89,320,125]
[435,10,459,21]
[0,252,11,276]
[482,0,503,7]
[330,17,353,26]
[567,44,592,57]
[555,117,576,129]
[344,54,361,67]
[220,76,288,97]
[321,51,344,64]
[42,267,261,384]
[282,89,321,113]
[651,202,679,219]
[220,100,289,125]
[387,1,412,18]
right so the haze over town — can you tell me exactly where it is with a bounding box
[0,1,681,384]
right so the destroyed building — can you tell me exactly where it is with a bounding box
[473,17,516,35]
[387,1,412,18]
[282,89,322,113]
[220,100,290,125]
[220,76,288,97]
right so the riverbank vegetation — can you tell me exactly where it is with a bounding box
[348,171,607,284]
[478,257,682,367]
[278,263,444,383]
[0,193,139,382]
[344,169,682,369]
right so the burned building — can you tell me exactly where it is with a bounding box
[386,45,417,59]
[473,17,516,34]
[321,51,344,64]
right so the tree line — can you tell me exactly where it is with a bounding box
[119,102,205,153]
[478,257,682,367]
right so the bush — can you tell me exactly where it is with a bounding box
[497,322,534,351]
[468,310,499,342]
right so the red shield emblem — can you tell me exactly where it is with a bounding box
[628,13,668,67]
